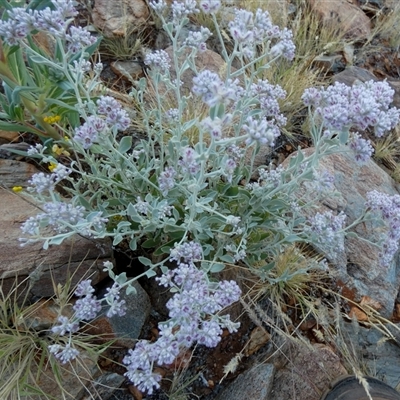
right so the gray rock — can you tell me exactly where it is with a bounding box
[216,364,275,400]
[88,280,151,347]
[81,372,125,400]
[285,148,400,318]
[269,344,347,400]
[341,322,400,388]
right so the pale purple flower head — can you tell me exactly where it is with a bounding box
[303,80,400,136]
[199,0,221,14]
[171,0,199,23]
[169,241,203,266]
[144,50,171,71]
[183,27,211,52]
[348,133,374,164]
[178,146,200,175]
[192,70,237,107]
[308,211,346,260]
[365,190,400,266]
[196,320,223,347]
[49,343,80,364]
[97,96,121,115]
[158,166,176,195]
[228,8,294,60]
[243,116,280,146]
[51,315,79,336]
[74,279,95,297]
[73,294,102,321]
[201,114,232,140]
[270,28,296,60]
[149,0,167,13]
[106,109,130,131]
[28,172,56,194]
[66,25,96,53]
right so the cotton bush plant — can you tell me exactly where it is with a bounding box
[2,0,400,395]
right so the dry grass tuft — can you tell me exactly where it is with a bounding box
[364,3,400,50]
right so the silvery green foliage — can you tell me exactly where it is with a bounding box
[18,0,399,270]
[9,0,400,394]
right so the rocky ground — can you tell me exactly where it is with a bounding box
[2,0,400,399]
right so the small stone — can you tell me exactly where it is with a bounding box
[0,159,40,188]
[111,60,144,80]
[349,306,369,322]
[244,326,271,356]
[0,130,19,142]
[0,187,111,299]
[313,54,343,72]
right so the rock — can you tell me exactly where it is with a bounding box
[216,363,275,400]
[268,344,347,400]
[14,298,74,331]
[87,280,151,347]
[0,187,111,298]
[0,142,31,159]
[111,60,144,81]
[0,159,40,187]
[312,54,343,72]
[81,372,125,400]
[244,327,271,357]
[20,350,100,400]
[162,46,227,100]
[341,322,400,389]
[333,66,400,109]
[306,0,371,40]
[0,129,19,142]
[284,148,400,317]
[92,0,149,37]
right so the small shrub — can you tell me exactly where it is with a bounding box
[0,0,399,395]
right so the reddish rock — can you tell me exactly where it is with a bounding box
[307,0,371,39]
[92,0,149,37]
[0,187,111,298]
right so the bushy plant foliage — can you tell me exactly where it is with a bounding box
[1,0,400,394]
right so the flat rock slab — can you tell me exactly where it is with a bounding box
[0,187,111,298]
[0,158,40,188]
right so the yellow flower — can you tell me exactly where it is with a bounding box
[52,144,70,157]
[48,162,57,172]
[43,115,61,124]
[12,186,23,192]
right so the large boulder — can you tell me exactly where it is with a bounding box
[0,160,112,299]
[306,0,371,39]
[284,148,400,318]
